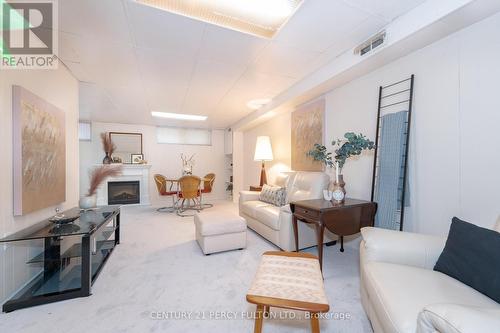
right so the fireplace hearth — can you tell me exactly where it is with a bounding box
[108,181,140,205]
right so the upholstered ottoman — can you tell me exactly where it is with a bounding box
[194,211,247,255]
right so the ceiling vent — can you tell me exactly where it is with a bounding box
[354,31,386,56]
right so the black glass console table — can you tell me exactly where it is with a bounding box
[0,206,120,312]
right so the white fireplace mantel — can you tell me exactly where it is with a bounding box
[96,164,152,206]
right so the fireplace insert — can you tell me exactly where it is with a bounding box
[108,181,140,205]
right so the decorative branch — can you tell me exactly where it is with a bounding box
[181,153,195,167]
[100,132,116,156]
[87,165,122,196]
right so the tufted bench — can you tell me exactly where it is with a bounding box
[246,251,330,333]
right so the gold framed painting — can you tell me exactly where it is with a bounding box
[13,86,66,216]
[291,99,325,171]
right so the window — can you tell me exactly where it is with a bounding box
[79,121,91,141]
[157,127,211,145]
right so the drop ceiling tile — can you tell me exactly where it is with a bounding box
[188,59,245,91]
[144,80,188,112]
[125,1,206,52]
[211,101,256,128]
[198,25,269,65]
[135,48,196,111]
[231,70,297,95]
[249,42,323,78]
[275,0,371,53]
[60,0,428,128]
[136,48,197,85]
[310,16,387,72]
[63,61,93,83]
[79,83,118,119]
[80,83,111,104]
[58,32,81,63]
[342,0,427,22]
[182,60,245,112]
[66,36,141,87]
[215,87,274,123]
[59,0,131,45]
[105,84,148,112]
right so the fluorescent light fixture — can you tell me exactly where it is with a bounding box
[151,111,208,121]
[135,0,304,38]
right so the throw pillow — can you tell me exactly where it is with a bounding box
[434,217,500,303]
[259,185,286,207]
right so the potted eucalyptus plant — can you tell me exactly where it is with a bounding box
[308,132,375,203]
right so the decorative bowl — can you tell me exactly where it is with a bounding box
[49,215,79,225]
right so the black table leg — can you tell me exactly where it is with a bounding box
[43,237,60,281]
[115,212,120,245]
[315,225,324,271]
[292,215,299,252]
[81,235,91,296]
[340,236,344,252]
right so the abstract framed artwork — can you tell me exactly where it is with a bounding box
[291,99,325,171]
[13,86,66,216]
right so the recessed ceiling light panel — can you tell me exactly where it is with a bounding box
[136,0,304,38]
[151,111,208,121]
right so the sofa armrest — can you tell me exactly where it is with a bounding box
[417,304,500,333]
[280,204,291,214]
[239,190,260,203]
[360,227,446,269]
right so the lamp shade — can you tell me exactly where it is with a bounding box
[254,136,273,161]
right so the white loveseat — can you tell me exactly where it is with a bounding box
[360,220,500,333]
[239,171,335,251]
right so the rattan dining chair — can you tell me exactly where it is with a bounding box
[154,174,178,212]
[177,175,202,217]
[200,173,215,208]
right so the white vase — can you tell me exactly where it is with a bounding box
[79,195,97,210]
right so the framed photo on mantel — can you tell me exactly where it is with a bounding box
[131,153,144,164]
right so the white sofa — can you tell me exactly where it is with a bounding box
[360,220,500,333]
[239,171,335,251]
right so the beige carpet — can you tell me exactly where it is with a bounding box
[0,202,372,333]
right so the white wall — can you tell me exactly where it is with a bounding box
[242,113,292,190]
[232,131,244,202]
[0,67,79,303]
[325,11,500,235]
[237,12,500,236]
[79,122,228,205]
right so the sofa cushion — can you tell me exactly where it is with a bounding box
[259,184,286,207]
[288,172,329,202]
[273,173,290,188]
[254,205,281,230]
[434,217,500,303]
[240,200,269,219]
[363,261,498,333]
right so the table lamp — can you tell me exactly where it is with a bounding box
[254,136,273,186]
